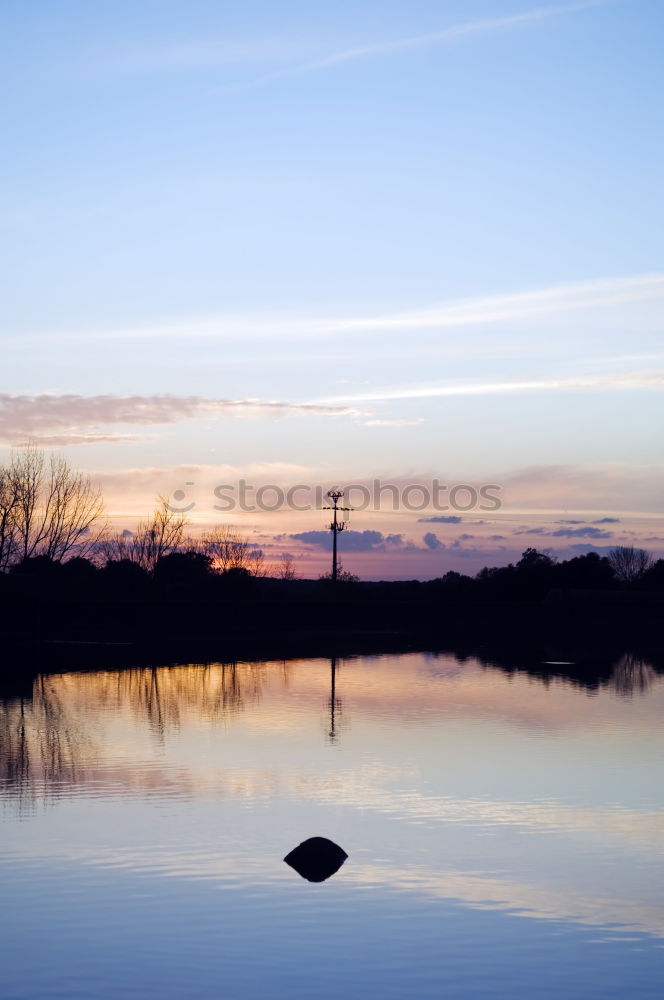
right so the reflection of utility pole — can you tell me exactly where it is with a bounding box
[326,656,346,743]
[329,656,338,741]
[147,668,165,741]
[323,490,352,582]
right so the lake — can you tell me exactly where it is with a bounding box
[1,650,663,999]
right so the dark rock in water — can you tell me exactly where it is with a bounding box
[283,836,348,883]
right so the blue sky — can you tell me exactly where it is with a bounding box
[2,0,663,575]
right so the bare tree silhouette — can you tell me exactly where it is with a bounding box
[0,463,20,570]
[0,448,105,566]
[276,554,296,580]
[199,525,265,576]
[608,545,653,584]
[100,496,187,573]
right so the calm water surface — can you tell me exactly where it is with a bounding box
[1,651,663,999]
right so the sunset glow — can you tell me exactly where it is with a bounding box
[2,1,663,577]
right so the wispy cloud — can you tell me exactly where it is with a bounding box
[94,461,318,511]
[90,2,607,86]
[96,38,301,75]
[69,462,664,533]
[25,432,148,446]
[321,370,664,404]
[418,516,463,524]
[0,393,363,445]
[364,418,425,427]
[331,272,664,336]
[11,271,663,347]
[499,464,664,516]
[423,531,443,550]
[220,1,607,92]
[550,526,613,538]
[290,529,445,554]
[513,524,614,538]
[291,529,391,552]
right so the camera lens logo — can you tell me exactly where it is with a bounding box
[167,482,196,513]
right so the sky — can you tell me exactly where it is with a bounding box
[1,0,663,578]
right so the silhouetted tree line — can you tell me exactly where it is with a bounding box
[1,449,663,612]
[2,542,663,608]
[430,546,662,603]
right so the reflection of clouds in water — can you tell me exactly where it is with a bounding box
[5,839,663,942]
[5,743,661,855]
[3,654,664,947]
[292,769,664,852]
[346,866,664,942]
[2,653,664,810]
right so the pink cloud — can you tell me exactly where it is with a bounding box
[0,393,363,445]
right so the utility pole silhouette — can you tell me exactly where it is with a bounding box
[322,489,352,582]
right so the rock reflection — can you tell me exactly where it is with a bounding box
[284,837,348,882]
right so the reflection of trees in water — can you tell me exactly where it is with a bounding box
[0,675,95,805]
[0,699,29,793]
[2,650,660,806]
[89,662,275,736]
[610,653,657,697]
[465,647,661,696]
[0,662,285,803]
